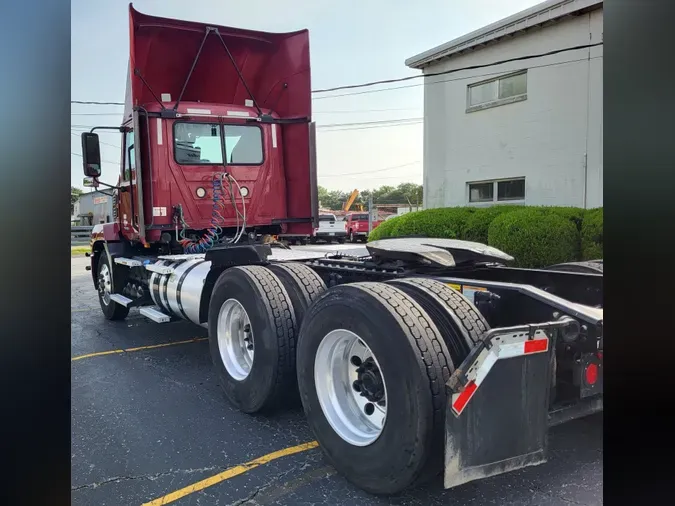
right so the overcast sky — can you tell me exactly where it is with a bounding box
[71,0,541,192]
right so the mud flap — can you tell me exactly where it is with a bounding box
[443,319,575,489]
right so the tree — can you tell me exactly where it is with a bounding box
[71,186,83,215]
[318,182,423,211]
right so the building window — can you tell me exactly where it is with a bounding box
[468,182,494,203]
[467,71,527,112]
[468,178,525,204]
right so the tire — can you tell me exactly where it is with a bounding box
[208,266,297,413]
[337,238,345,244]
[388,278,489,363]
[97,253,129,321]
[297,282,452,495]
[266,263,327,329]
[349,230,356,243]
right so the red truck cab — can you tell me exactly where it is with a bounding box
[344,212,382,242]
[84,4,318,256]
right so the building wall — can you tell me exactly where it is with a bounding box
[422,8,603,209]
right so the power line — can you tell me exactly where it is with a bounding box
[72,100,124,105]
[313,54,602,100]
[71,132,120,149]
[319,161,420,178]
[71,117,424,132]
[312,42,602,94]
[71,112,125,116]
[318,118,423,129]
[71,42,602,106]
[314,108,419,114]
[319,120,422,132]
[71,151,119,165]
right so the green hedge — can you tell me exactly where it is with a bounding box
[581,207,603,260]
[488,208,580,268]
[462,205,521,244]
[368,204,603,268]
[389,207,475,239]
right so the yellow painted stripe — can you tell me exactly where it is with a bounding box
[71,337,208,362]
[142,441,319,506]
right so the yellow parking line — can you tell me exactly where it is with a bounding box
[142,441,320,506]
[71,337,208,362]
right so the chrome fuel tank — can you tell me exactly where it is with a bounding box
[149,258,212,325]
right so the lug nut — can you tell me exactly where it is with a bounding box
[247,344,253,350]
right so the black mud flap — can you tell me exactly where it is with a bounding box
[443,318,577,489]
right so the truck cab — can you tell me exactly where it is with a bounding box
[82,4,317,259]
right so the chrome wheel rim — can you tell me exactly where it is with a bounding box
[217,299,254,381]
[98,263,112,306]
[314,329,387,446]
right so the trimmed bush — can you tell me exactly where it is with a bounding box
[581,207,603,260]
[543,206,585,231]
[462,205,522,244]
[387,207,476,239]
[367,215,400,241]
[488,208,580,268]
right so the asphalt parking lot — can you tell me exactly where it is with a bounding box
[71,246,603,506]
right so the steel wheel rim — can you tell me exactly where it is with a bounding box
[314,329,388,447]
[98,263,112,306]
[217,299,254,381]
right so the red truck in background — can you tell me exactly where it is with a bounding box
[344,212,382,242]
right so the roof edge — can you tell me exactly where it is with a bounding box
[405,0,602,69]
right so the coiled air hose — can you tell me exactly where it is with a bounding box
[179,173,246,254]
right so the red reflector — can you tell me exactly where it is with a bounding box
[524,339,548,354]
[585,363,598,385]
[597,351,603,360]
[452,381,478,414]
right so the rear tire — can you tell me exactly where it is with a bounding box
[208,266,298,413]
[97,253,129,321]
[266,263,327,328]
[297,282,451,494]
[388,278,489,363]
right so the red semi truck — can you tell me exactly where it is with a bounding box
[81,5,603,495]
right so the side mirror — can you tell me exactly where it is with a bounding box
[81,132,102,177]
[82,177,96,188]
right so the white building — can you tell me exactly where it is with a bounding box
[406,0,603,209]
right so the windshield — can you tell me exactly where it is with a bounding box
[319,215,336,222]
[174,122,263,165]
[351,214,369,220]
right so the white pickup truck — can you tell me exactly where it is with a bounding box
[312,213,347,243]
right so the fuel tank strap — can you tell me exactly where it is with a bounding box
[176,261,203,321]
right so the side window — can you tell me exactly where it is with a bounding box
[124,130,135,181]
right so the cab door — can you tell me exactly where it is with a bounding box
[118,127,139,241]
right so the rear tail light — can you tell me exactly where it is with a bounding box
[584,363,599,385]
